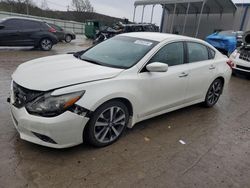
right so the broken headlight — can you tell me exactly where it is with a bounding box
[26,91,85,117]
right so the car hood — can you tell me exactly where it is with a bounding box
[12,54,124,91]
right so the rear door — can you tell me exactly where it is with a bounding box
[186,42,217,101]
[18,20,42,45]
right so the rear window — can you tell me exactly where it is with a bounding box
[208,48,216,59]
[21,20,41,29]
[187,42,209,63]
[49,24,62,31]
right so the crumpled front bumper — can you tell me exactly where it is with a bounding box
[10,104,89,148]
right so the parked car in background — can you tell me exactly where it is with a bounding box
[48,23,76,43]
[230,31,250,78]
[9,32,232,148]
[93,23,159,44]
[123,23,159,33]
[206,30,243,56]
[0,17,58,51]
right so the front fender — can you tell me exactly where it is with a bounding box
[53,78,142,126]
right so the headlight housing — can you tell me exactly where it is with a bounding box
[26,91,85,117]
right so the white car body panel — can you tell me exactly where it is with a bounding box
[10,32,232,148]
[12,54,124,91]
[230,50,250,74]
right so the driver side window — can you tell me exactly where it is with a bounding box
[149,42,184,66]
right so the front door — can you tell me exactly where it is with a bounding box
[18,20,42,46]
[0,19,22,46]
[137,42,189,119]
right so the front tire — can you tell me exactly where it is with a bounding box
[203,78,223,107]
[40,38,53,51]
[84,101,129,147]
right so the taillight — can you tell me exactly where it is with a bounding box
[231,50,238,59]
[226,60,234,69]
[49,27,56,33]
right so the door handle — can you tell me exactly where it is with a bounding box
[179,72,189,78]
[209,65,216,70]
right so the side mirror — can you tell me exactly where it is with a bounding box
[0,24,5,29]
[146,62,168,72]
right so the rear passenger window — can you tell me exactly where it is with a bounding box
[208,48,216,59]
[187,42,209,63]
[21,20,41,29]
[149,42,184,66]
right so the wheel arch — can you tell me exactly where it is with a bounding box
[203,75,226,101]
[216,76,225,92]
[216,76,225,85]
[90,97,134,117]
[82,97,134,144]
[66,33,73,38]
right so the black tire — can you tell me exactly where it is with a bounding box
[39,38,53,51]
[203,78,224,107]
[84,100,129,147]
[65,35,72,43]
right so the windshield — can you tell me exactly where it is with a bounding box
[80,36,158,69]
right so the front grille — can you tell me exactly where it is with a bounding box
[239,50,250,62]
[12,82,43,108]
[236,65,250,71]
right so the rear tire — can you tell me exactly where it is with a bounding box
[39,38,53,51]
[203,78,223,107]
[65,35,72,43]
[84,101,129,147]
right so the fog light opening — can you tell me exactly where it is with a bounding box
[32,132,57,144]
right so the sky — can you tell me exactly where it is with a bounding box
[33,0,250,26]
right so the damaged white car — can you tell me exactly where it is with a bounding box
[230,31,250,78]
[9,32,232,148]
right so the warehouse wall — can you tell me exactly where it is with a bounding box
[0,11,85,34]
[162,4,250,39]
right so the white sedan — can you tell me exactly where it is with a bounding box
[9,32,232,148]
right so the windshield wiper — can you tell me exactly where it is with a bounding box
[80,56,103,66]
[73,51,83,59]
[69,49,88,58]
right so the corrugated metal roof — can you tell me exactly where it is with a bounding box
[134,0,237,14]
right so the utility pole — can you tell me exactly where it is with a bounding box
[26,0,29,15]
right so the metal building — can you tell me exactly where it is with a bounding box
[133,0,250,39]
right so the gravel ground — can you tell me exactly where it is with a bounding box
[0,36,249,188]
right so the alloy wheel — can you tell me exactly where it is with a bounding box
[41,39,52,51]
[65,35,72,43]
[206,79,223,106]
[94,106,126,144]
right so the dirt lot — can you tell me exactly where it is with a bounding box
[0,36,250,188]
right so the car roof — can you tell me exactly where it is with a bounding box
[120,32,195,42]
[2,17,43,23]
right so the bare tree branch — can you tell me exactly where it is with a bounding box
[71,0,94,12]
